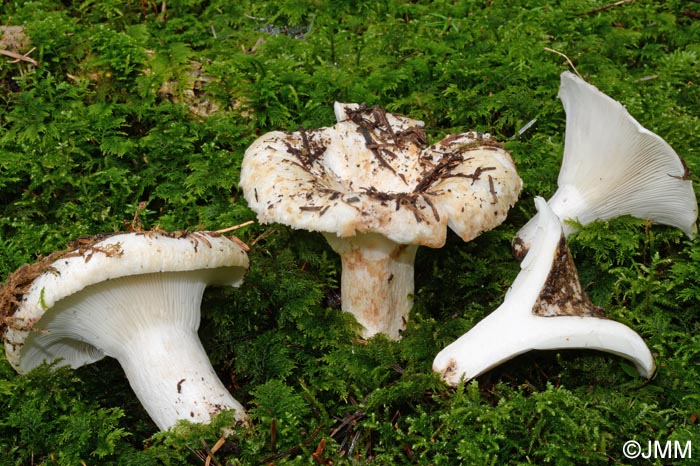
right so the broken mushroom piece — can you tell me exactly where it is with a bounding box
[240,102,522,339]
[1,231,249,431]
[512,71,697,259]
[434,197,655,385]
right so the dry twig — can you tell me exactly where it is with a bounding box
[544,47,583,80]
[259,424,325,464]
[198,438,224,466]
[215,220,255,234]
[0,47,37,66]
[579,0,635,16]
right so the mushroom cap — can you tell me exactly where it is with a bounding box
[240,102,522,248]
[557,72,697,233]
[2,231,249,372]
[513,72,697,258]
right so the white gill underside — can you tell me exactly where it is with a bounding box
[511,72,696,260]
[21,272,245,430]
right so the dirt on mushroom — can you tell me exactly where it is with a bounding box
[240,101,522,338]
[0,234,117,335]
[0,230,248,336]
[533,235,606,318]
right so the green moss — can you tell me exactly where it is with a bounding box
[1,0,699,463]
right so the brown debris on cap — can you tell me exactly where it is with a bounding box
[240,102,522,248]
[240,102,522,338]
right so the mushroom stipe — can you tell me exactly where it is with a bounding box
[434,197,656,385]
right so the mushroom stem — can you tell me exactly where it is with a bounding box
[22,271,246,431]
[117,325,245,431]
[323,233,418,339]
[434,302,655,386]
[434,197,655,385]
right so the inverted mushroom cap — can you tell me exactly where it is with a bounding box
[240,102,522,248]
[434,197,655,385]
[513,72,697,258]
[1,230,250,431]
[2,231,249,372]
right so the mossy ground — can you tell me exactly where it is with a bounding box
[0,1,698,464]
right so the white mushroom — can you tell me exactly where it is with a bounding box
[240,102,522,339]
[1,231,249,431]
[433,197,655,385]
[512,71,697,259]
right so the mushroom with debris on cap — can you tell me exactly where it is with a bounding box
[240,102,522,339]
[1,230,250,431]
[512,71,697,259]
[434,197,656,385]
